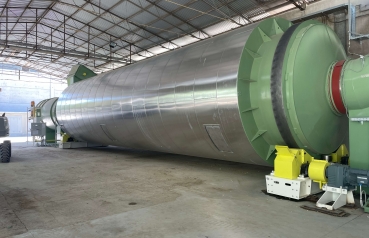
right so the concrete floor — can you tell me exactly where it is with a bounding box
[0,141,368,238]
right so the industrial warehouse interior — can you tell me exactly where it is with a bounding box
[1,0,369,237]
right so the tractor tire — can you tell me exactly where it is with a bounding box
[0,143,10,163]
[3,140,11,157]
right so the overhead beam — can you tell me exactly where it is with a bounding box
[0,56,68,78]
[288,0,306,11]
[127,0,201,40]
[145,0,209,39]
[83,1,179,49]
[0,41,128,63]
[16,3,58,61]
[50,8,155,55]
[201,0,243,26]
[278,0,350,22]
[0,21,132,65]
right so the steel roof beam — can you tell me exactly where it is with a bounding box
[34,22,118,54]
[50,8,155,55]
[0,56,69,77]
[15,2,58,62]
[83,0,179,50]
[0,41,127,63]
[0,20,129,62]
[87,0,209,52]
[50,0,161,59]
[122,0,248,46]
[215,0,251,23]
[51,1,160,53]
[0,5,133,69]
[19,1,128,67]
[1,0,33,53]
[143,0,209,39]
[127,0,202,40]
[201,0,242,26]
[1,53,81,66]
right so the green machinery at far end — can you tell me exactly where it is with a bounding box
[30,65,96,146]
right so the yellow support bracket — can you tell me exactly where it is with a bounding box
[61,133,70,143]
[274,146,313,180]
[331,144,349,164]
[274,145,348,189]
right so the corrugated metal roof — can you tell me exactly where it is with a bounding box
[0,0,315,78]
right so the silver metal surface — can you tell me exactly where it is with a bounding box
[56,22,267,165]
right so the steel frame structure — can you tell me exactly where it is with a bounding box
[0,0,311,79]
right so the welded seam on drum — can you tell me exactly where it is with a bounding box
[116,66,135,146]
[156,52,185,150]
[157,50,193,153]
[182,43,213,152]
[142,59,171,149]
[101,69,123,144]
[88,75,105,143]
[134,61,161,147]
[73,80,89,139]
[66,80,80,137]
[108,67,128,144]
[77,75,95,141]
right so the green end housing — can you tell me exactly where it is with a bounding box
[35,65,96,143]
[341,55,369,171]
[237,18,292,164]
[238,18,348,164]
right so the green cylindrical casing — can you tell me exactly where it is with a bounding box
[340,55,369,171]
[36,97,58,129]
[341,56,369,110]
[238,19,348,162]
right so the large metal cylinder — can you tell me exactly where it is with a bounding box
[48,18,349,165]
[57,21,266,165]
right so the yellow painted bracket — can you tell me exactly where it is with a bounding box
[331,144,349,164]
[61,133,70,143]
[274,146,313,180]
[274,144,348,188]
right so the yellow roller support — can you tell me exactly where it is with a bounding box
[308,159,329,188]
[331,144,349,164]
[274,146,313,180]
[274,145,348,188]
[61,133,70,143]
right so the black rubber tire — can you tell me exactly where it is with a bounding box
[0,143,10,163]
[3,140,11,157]
[270,23,301,148]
